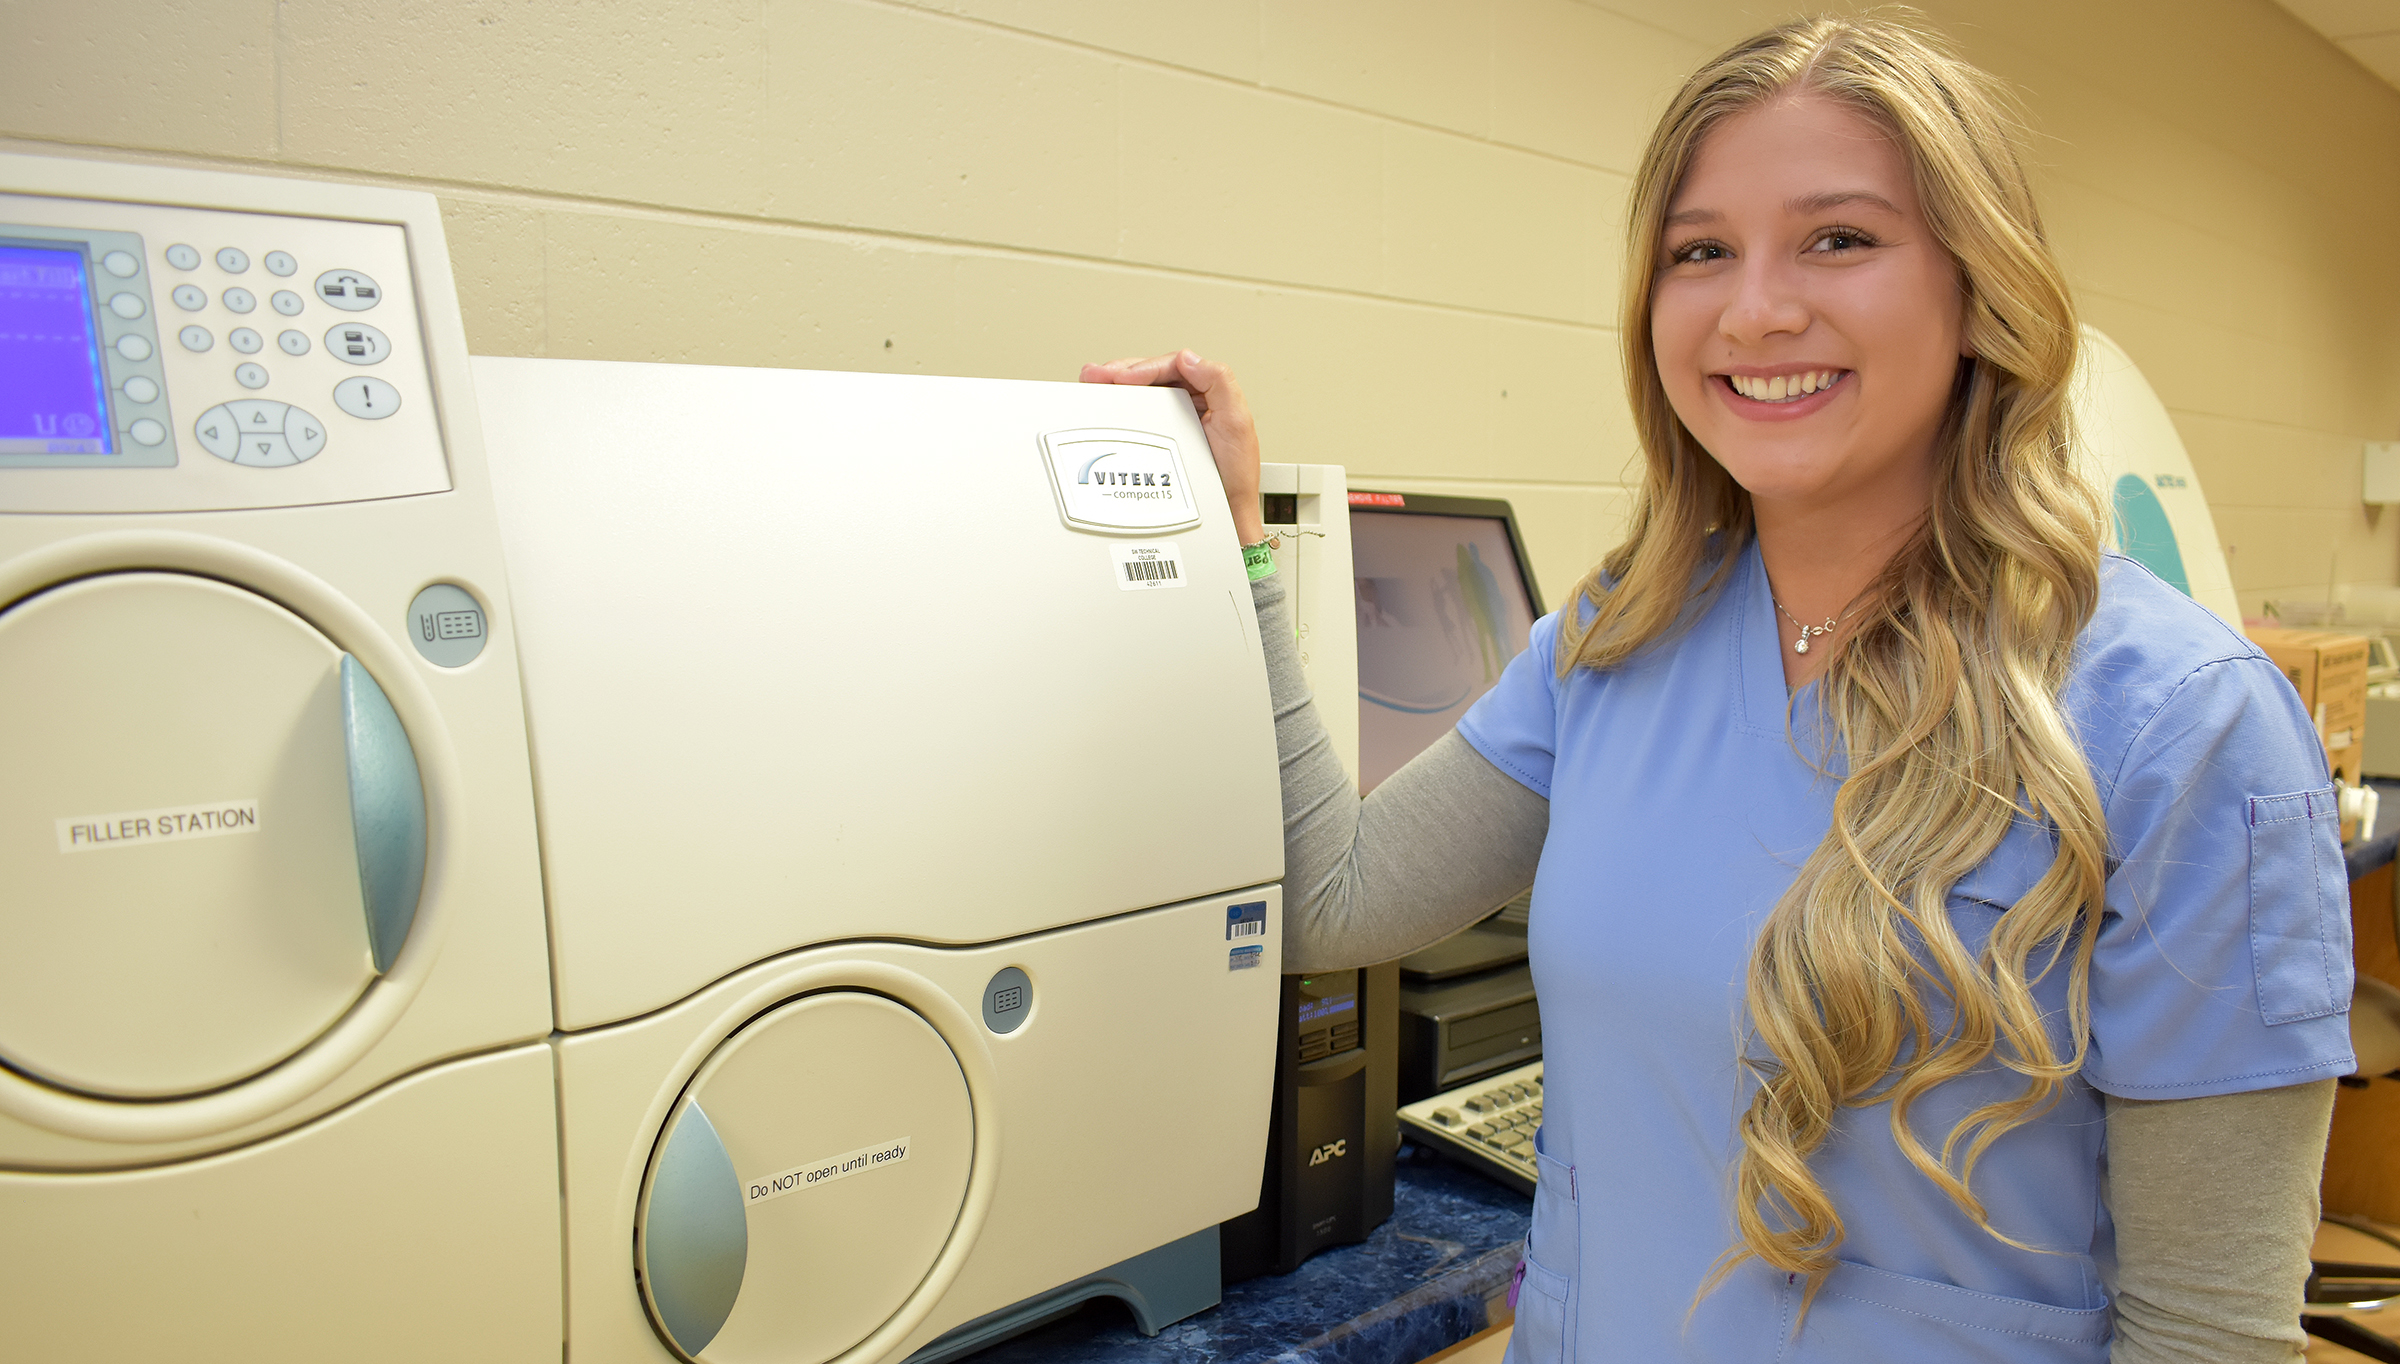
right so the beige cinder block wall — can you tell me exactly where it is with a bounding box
[3,0,2394,615]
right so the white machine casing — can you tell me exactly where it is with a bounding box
[1259,463,1361,786]
[472,357,1285,1364]
[0,154,558,1360]
[2071,325,2241,627]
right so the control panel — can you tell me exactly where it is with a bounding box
[0,191,450,513]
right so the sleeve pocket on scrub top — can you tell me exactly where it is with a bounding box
[2248,787,2350,1025]
[1504,1134,1578,1364]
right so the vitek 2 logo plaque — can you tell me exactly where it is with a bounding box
[1040,428,1201,533]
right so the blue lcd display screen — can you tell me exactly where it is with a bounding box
[0,243,114,456]
[1296,993,1357,1026]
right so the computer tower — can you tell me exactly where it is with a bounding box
[1395,906,1541,1104]
[1219,963,1399,1281]
[1397,963,1542,1104]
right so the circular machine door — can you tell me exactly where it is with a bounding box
[637,992,976,1364]
[0,572,424,1099]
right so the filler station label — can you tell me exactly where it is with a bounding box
[57,799,261,854]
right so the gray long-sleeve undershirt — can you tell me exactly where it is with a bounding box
[1251,572,2334,1362]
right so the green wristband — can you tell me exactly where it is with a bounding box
[1242,539,1278,582]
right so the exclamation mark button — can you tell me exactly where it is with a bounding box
[333,377,402,421]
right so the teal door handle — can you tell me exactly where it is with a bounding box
[340,654,426,973]
[643,1100,750,1356]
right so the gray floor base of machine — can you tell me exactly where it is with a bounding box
[903,1226,1222,1364]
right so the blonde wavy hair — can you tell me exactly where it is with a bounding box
[1561,13,2111,1300]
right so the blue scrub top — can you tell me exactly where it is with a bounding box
[1459,540,2355,1363]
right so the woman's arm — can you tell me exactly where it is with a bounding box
[2104,1079,2336,1363]
[1253,573,1549,972]
[1079,351,1550,970]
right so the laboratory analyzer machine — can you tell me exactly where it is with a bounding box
[474,356,1289,1364]
[0,153,560,1363]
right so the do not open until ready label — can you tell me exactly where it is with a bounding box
[745,1135,910,1209]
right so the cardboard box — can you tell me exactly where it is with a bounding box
[2247,627,2370,789]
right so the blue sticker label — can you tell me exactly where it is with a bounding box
[1229,945,1265,971]
[1227,900,1267,941]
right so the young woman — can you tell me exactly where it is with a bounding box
[1086,16,2352,1363]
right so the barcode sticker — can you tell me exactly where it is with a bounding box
[1112,542,1187,592]
[1227,900,1267,940]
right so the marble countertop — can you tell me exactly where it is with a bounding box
[967,1145,1531,1364]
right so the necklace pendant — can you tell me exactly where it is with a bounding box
[1794,635,1809,655]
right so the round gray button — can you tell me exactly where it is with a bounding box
[332,376,401,419]
[178,325,212,352]
[982,966,1033,1034]
[234,362,269,389]
[264,251,297,277]
[326,321,390,365]
[407,584,489,667]
[278,329,310,356]
[165,244,201,271]
[215,247,249,273]
[128,418,165,446]
[114,334,152,361]
[107,292,144,319]
[229,327,263,354]
[284,405,326,461]
[121,375,158,404]
[314,269,381,311]
[101,251,138,278]
[271,289,303,316]
[222,287,256,314]
[171,284,207,311]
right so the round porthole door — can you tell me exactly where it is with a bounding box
[0,572,424,1099]
[636,991,976,1364]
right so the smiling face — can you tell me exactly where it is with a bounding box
[1650,92,1967,523]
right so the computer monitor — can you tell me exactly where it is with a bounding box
[1347,491,1544,793]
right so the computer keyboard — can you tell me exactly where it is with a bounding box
[1396,1059,1543,1196]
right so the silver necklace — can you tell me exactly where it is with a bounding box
[1770,595,1864,655]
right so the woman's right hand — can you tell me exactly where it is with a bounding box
[1080,350,1267,545]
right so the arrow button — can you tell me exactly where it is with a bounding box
[232,433,298,468]
[191,405,240,460]
[284,404,328,462]
[227,399,290,434]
